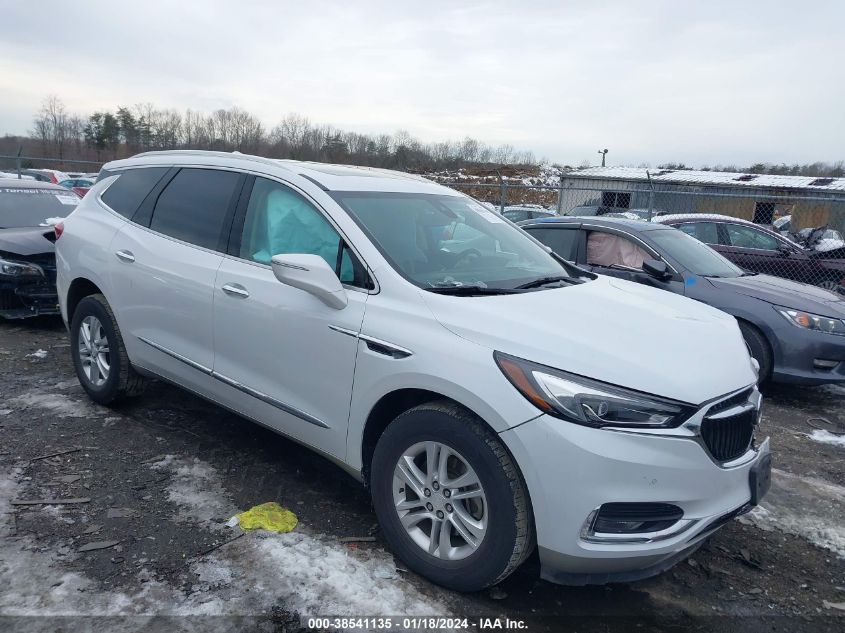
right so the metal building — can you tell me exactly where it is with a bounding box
[559,167,845,231]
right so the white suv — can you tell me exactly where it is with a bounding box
[55,151,770,591]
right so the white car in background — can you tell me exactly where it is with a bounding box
[55,151,770,590]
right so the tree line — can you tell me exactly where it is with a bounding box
[20,95,538,171]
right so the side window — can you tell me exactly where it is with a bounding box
[239,177,368,287]
[725,224,779,250]
[503,210,527,222]
[149,168,240,251]
[586,231,650,269]
[525,227,579,260]
[677,222,719,244]
[100,167,169,219]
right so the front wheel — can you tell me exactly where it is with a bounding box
[371,401,533,591]
[70,293,147,405]
[738,321,772,384]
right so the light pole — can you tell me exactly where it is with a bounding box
[598,148,608,167]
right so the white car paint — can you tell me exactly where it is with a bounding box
[55,150,767,585]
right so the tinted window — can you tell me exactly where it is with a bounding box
[101,167,168,218]
[239,177,368,287]
[525,227,579,260]
[150,168,239,251]
[677,221,719,244]
[0,187,79,228]
[725,224,780,250]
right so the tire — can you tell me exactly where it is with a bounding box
[817,278,840,293]
[738,321,772,383]
[70,293,147,405]
[371,401,533,592]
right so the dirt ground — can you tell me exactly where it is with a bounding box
[1,316,844,633]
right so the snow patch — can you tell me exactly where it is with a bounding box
[807,430,845,447]
[26,349,48,359]
[148,456,234,530]
[741,468,845,557]
[0,457,451,619]
[8,391,102,419]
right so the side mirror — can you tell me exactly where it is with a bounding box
[642,259,671,280]
[271,254,348,310]
[777,243,793,256]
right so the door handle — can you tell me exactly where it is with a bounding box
[115,250,135,263]
[221,283,250,298]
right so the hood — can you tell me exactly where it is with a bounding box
[812,238,845,253]
[421,276,755,405]
[0,227,56,256]
[710,274,845,314]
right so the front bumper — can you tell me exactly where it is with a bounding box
[771,323,845,385]
[500,412,770,585]
[0,283,60,319]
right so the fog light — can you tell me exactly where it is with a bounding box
[813,359,840,370]
[581,503,697,543]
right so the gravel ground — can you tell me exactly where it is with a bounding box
[1,316,844,632]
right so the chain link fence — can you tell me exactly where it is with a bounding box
[441,180,845,294]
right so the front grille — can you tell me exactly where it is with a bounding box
[708,388,753,415]
[701,409,755,461]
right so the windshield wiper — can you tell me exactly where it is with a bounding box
[426,285,523,296]
[515,275,583,289]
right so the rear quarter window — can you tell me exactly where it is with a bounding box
[100,167,169,219]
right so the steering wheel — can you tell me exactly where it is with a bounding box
[450,248,482,269]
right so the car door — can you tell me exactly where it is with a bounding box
[719,222,806,280]
[107,167,243,379]
[212,175,370,458]
[579,227,686,294]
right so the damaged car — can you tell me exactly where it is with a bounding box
[0,178,79,319]
[56,152,770,591]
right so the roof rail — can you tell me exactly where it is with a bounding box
[131,149,282,169]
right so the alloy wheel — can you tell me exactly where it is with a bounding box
[392,441,488,560]
[78,315,110,387]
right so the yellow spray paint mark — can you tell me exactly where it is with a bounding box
[235,502,298,533]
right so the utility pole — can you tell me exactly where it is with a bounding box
[598,148,608,167]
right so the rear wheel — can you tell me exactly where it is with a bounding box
[371,401,533,591]
[70,294,147,405]
[738,321,772,383]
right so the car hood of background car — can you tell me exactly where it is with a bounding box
[422,275,755,405]
[0,227,56,256]
[710,274,845,315]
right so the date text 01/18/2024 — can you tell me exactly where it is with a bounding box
[306,617,527,630]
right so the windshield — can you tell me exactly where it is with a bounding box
[331,191,567,289]
[0,187,79,228]
[649,228,744,278]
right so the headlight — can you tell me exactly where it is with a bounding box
[494,352,695,429]
[0,257,44,278]
[776,306,845,336]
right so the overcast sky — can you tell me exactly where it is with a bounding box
[1,0,842,167]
